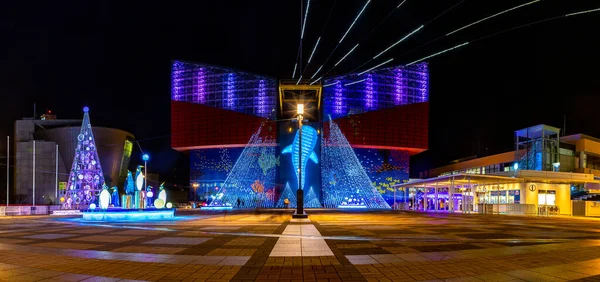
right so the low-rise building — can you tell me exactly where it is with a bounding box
[396,124,600,216]
[13,110,134,205]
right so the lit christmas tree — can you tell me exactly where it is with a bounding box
[65,107,105,206]
[321,117,390,209]
[276,182,297,208]
[304,186,321,208]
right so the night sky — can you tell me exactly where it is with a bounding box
[2,0,599,180]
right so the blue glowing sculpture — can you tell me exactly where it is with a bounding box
[209,124,277,208]
[125,171,134,195]
[304,186,321,208]
[321,118,390,209]
[276,182,297,208]
[110,186,120,207]
[282,125,319,190]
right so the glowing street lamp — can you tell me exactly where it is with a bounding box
[142,154,150,193]
[296,104,305,217]
[297,103,304,115]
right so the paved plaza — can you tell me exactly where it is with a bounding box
[1,211,600,281]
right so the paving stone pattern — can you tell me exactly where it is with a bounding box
[1,211,600,281]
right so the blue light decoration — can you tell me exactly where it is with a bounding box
[365,74,375,109]
[258,80,267,116]
[338,204,367,209]
[124,171,134,195]
[282,125,319,190]
[171,61,277,119]
[419,63,429,102]
[394,68,404,105]
[146,186,154,207]
[196,67,206,103]
[82,209,175,221]
[323,62,429,119]
[190,148,239,201]
[64,107,105,208]
[357,149,409,205]
[142,154,150,162]
[208,124,277,208]
[321,118,390,209]
[202,206,233,210]
[111,186,120,207]
[276,182,297,208]
[172,61,184,101]
[334,81,344,115]
[304,186,321,208]
[226,73,235,109]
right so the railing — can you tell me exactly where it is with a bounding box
[394,202,410,210]
[0,206,49,216]
[0,205,65,216]
[538,205,560,216]
[478,204,537,215]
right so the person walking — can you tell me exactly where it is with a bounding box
[283,198,290,209]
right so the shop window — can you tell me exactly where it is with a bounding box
[538,190,556,205]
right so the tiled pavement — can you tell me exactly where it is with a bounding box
[1,211,600,281]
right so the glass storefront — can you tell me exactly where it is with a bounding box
[538,190,556,205]
[480,190,520,204]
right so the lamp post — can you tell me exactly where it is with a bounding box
[142,154,149,192]
[33,140,36,207]
[295,104,305,217]
[7,136,9,207]
[192,183,199,208]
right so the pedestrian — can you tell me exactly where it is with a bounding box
[284,198,289,209]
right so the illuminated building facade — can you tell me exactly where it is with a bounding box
[323,63,429,119]
[171,60,429,207]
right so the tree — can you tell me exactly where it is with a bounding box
[65,107,105,206]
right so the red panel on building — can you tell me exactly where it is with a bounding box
[171,101,276,151]
[173,101,427,155]
[324,102,428,155]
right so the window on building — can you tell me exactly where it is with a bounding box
[538,190,556,205]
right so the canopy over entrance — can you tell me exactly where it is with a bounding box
[394,170,599,189]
